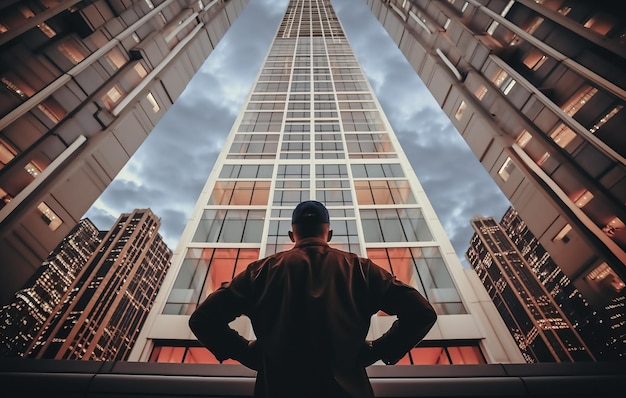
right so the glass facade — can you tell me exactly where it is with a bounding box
[132,0,523,367]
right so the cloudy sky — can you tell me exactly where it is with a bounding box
[84,0,511,268]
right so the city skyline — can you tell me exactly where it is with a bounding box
[84,0,512,268]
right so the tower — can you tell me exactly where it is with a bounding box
[130,0,523,365]
[0,0,249,305]
[25,209,172,361]
[361,0,626,308]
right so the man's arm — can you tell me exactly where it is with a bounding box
[364,263,437,365]
[188,274,260,369]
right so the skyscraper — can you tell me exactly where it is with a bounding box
[0,218,102,357]
[130,0,523,366]
[362,0,626,309]
[0,0,250,305]
[499,207,625,360]
[25,209,172,361]
[467,213,595,362]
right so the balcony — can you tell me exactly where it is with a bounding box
[0,358,623,397]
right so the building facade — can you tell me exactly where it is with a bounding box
[0,218,102,357]
[24,209,172,361]
[130,0,523,366]
[467,211,597,362]
[0,0,249,306]
[498,207,625,360]
[362,0,626,309]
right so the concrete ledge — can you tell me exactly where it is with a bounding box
[1,359,624,397]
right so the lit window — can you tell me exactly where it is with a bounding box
[0,140,17,167]
[103,85,124,110]
[20,6,35,18]
[562,86,597,117]
[497,157,516,181]
[502,79,516,95]
[145,0,155,9]
[557,6,572,15]
[474,85,488,100]
[0,24,8,33]
[583,14,614,35]
[455,101,466,120]
[537,152,550,166]
[58,39,86,64]
[461,2,468,12]
[37,202,63,231]
[553,224,572,243]
[158,12,167,24]
[602,217,625,238]
[486,20,499,35]
[1,76,30,98]
[550,124,576,148]
[443,18,451,30]
[525,17,544,35]
[522,51,548,71]
[37,22,56,38]
[516,130,532,148]
[134,63,147,78]
[589,105,622,133]
[104,49,126,70]
[492,70,509,87]
[146,92,160,112]
[572,190,594,208]
[586,262,625,293]
[0,187,11,204]
[132,32,141,43]
[25,162,42,177]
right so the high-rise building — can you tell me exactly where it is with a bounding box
[25,209,172,361]
[130,0,523,366]
[0,218,102,357]
[498,207,625,360]
[361,0,626,309]
[0,0,250,305]
[468,212,598,362]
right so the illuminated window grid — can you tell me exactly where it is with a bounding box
[147,0,470,367]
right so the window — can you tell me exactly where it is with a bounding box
[58,38,86,64]
[553,224,572,244]
[0,140,17,168]
[360,208,433,243]
[146,92,160,112]
[104,48,126,70]
[102,85,124,110]
[525,17,544,35]
[192,209,265,243]
[550,124,577,148]
[37,22,56,38]
[516,130,532,148]
[585,262,625,293]
[572,190,594,208]
[602,217,625,238]
[522,51,548,71]
[367,247,465,315]
[355,180,416,205]
[443,18,451,30]
[497,157,516,181]
[562,86,597,116]
[38,202,63,231]
[491,69,516,95]
[474,85,487,100]
[454,101,466,120]
[25,162,42,177]
[209,181,270,205]
[134,63,147,78]
[589,105,622,133]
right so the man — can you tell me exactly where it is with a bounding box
[189,200,437,398]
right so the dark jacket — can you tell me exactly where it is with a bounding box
[188,237,437,398]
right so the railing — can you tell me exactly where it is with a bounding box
[1,358,624,397]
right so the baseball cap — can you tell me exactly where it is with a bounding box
[291,200,330,225]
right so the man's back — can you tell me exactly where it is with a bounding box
[189,201,437,398]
